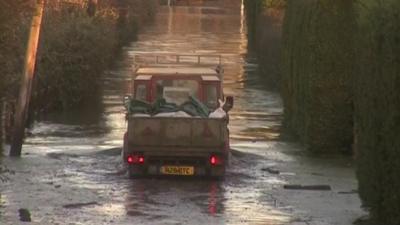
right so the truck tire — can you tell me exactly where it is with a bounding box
[127,165,146,179]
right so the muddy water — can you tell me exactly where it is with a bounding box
[0,2,363,225]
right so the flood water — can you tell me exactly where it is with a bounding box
[0,1,363,225]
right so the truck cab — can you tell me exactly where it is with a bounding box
[123,55,232,178]
[133,67,222,109]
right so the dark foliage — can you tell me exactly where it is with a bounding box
[0,0,32,152]
[35,8,118,110]
[244,0,285,90]
[249,0,400,222]
[0,0,157,150]
[34,1,157,111]
[281,0,356,152]
[355,0,400,224]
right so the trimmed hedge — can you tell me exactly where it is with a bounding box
[35,8,118,110]
[250,0,400,222]
[0,0,157,150]
[244,0,285,89]
[35,1,157,110]
[355,0,400,224]
[0,1,31,152]
[281,0,356,152]
[0,1,157,112]
[0,1,30,99]
[244,0,265,47]
[279,0,400,222]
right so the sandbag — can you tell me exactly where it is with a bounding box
[125,99,152,114]
[126,96,211,118]
[152,98,179,114]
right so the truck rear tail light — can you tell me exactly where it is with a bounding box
[127,156,134,164]
[127,155,145,164]
[210,155,222,166]
[138,156,144,163]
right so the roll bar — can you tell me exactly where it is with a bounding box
[134,54,222,66]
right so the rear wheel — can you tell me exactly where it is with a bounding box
[208,166,225,179]
[209,174,225,180]
[128,166,146,179]
[122,132,128,161]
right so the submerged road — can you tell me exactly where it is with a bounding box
[1,2,365,225]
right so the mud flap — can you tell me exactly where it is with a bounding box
[209,166,225,178]
[128,165,146,178]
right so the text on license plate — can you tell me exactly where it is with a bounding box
[160,166,194,176]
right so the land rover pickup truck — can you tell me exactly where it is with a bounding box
[122,55,233,178]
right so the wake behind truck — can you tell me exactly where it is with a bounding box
[122,54,233,178]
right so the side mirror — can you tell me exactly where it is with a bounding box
[223,96,234,112]
[124,95,131,106]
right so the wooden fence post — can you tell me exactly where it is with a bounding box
[10,0,45,157]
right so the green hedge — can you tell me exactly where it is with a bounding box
[0,1,31,152]
[35,1,156,110]
[244,0,265,46]
[0,1,157,150]
[281,0,356,152]
[282,0,400,222]
[244,0,285,89]
[252,0,400,222]
[0,1,30,99]
[0,1,157,111]
[35,8,118,110]
[355,0,400,224]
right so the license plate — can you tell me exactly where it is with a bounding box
[160,166,194,176]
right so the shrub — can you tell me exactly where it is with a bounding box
[0,1,31,98]
[33,0,157,111]
[0,0,157,149]
[281,0,356,152]
[355,0,400,223]
[0,1,31,151]
[35,8,118,110]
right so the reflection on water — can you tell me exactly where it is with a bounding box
[17,1,293,224]
[124,180,225,222]
[208,181,221,215]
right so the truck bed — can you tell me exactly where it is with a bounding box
[127,116,228,148]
